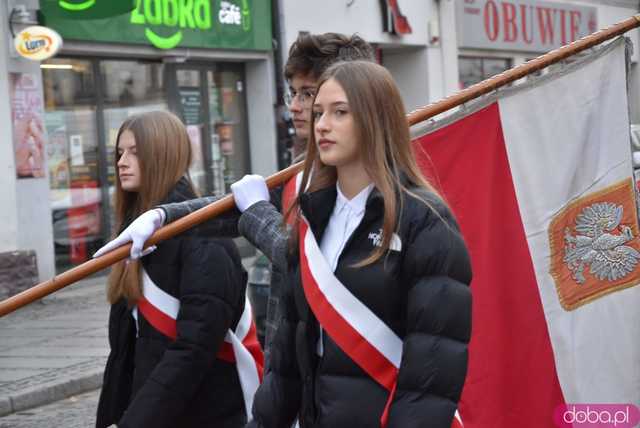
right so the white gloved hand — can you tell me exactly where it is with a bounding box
[231,174,269,212]
[93,209,165,260]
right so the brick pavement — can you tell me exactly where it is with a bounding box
[0,276,110,417]
[0,256,256,420]
[0,389,100,428]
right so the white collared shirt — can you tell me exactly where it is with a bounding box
[316,182,374,356]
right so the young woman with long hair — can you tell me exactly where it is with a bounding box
[95,111,260,428]
[233,61,472,427]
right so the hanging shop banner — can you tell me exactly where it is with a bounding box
[14,26,63,61]
[39,0,271,51]
[456,0,597,52]
[10,73,48,179]
[41,0,136,20]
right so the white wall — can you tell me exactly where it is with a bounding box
[246,57,279,176]
[280,0,442,116]
[383,48,431,112]
[1,0,55,280]
[439,0,462,97]
[589,1,639,63]
[590,1,640,123]
[280,0,431,50]
[0,6,19,252]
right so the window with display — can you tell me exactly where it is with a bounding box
[458,56,512,89]
[42,57,251,272]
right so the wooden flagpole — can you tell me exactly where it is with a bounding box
[1,15,639,318]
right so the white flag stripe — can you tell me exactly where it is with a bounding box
[303,218,403,368]
[141,269,179,319]
[499,39,640,403]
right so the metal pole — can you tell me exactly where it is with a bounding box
[2,15,639,318]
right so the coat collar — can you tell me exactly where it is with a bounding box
[121,177,195,231]
[162,176,197,205]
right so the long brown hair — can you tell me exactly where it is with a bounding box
[289,60,443,266]
[107,111,194,304]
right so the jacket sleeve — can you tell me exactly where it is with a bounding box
[158,195,241,238]
[238,200,289,272]
[95,300,135,428]
[118,238,243,428]
[387,203,473,428]
[247,270,301,428]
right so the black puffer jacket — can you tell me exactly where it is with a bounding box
[96,178,249,428]
[249,184,472,428]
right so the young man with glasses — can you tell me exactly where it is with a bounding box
[95,32,375,368]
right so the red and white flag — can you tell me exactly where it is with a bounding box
[413,38,640,427]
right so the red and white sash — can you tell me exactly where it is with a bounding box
[136,268,264,420]
[298,216,463,428]
[282,171,304,226]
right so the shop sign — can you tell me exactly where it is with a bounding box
[41,0,136,20]
[14,26,63,61]
[456,0,597,52]
[39,0,271,51]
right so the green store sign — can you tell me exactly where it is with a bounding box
[39,0,271,51]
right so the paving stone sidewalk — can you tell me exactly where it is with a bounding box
[0,276,110,417]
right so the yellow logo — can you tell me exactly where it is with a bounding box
[14,26,63,61]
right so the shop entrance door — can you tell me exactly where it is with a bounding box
[166,63,251,198]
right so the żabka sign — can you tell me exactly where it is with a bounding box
[39,0,270,52]
[456,0,597,52]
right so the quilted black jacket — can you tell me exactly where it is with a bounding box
[96,178,248,428]
[249,184,473,428]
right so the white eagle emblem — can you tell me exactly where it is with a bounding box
[563,202,640,284]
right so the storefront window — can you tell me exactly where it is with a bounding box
[43,57,252,272]
[176,69,208,194]
[42,58,102,272]
[459,56,512,89]
[208,68,250,195]
[172,65,250,197]
[101,60,167,202]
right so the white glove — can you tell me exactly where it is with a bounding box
[93,209,165,260]
[231,174,269,212]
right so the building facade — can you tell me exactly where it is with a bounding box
[278,0,638,116]
[448,0,640,122]
[1,0,277,282]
